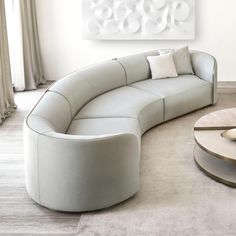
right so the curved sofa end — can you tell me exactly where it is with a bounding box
[24,116,140,212]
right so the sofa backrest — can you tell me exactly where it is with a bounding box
[28,91,72,134]
[116,50,159,85]
[49,60,126,119]
[26,60,126,134]
[27,49,209,135]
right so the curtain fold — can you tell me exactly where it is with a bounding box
[0,0,16,124]
[19,0,45,90]
[6,0,45,91]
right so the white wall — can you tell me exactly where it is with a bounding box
[36,0,236,81]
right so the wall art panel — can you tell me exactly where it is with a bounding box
[83,0,195,40]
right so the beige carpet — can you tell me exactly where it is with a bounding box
[1,86,236,235]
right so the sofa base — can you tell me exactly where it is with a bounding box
[27,188,139,213]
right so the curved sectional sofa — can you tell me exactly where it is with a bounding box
[24,49,217,212]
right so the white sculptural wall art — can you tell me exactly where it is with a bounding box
[82,0,195,40]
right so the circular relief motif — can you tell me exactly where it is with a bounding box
[105,0,115,7]
[94,5,113,20]
[90,0,104,6]
[104,20,120,34]
[173,1,190,21]
[123,13,142,34]
[143,0,164,20]
[116,5,129,20]
[126,0,137,10]
[123,19,141,34]
[88,20,101,35]
[145,20,165,34]
[153,0,166,9]
[145,7,169,34]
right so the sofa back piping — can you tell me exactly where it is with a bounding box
[114,59,128,85]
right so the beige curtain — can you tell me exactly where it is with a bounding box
[6,0,45,91]
[0,0,16,124]
[19,0,45,90]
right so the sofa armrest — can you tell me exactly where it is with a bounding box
[24,122,140,211]
[191,51,217,104]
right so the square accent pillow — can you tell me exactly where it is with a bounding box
[159,46,194,75]
[147,54,177,80]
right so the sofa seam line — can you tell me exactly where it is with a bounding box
[26,83,55,120]
[129,85,164,98]
[37,134,41,203]
[74,99,163,122]
[32,131,136,141]
[212,58,217,104]
[115,59,128,85]
[49,90,73,119]
[74,117,137,120]
[73,116,137,121]
[128,85,165,121]
[163,99,165,121]
[137,99,164,127]
[48,90,74,133]
[77,73,127,110]
[28,114,56,134]
[78,68,126,96]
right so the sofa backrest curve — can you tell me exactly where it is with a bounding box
[26,49,217,135]
[49,60,126,119]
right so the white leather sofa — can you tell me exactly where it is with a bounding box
[24,50,217,212]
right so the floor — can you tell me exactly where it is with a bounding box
[0,85,236,235]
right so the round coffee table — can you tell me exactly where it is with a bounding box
[194,108,236,187]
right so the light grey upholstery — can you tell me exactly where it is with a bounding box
[191,51,217,104]
[117,50,158,84]
[49,60,126,117]
[76,86,164,134]
[24,49,217,212]
[24,126,139,212]
[131,75,212,121]
[68,118,140,137]
[30,91,72,133]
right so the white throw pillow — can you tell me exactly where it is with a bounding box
[147,54,178,80]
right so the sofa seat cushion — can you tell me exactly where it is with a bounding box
[67,118,141,143]
[75,86,164,134]
[130,75,212,121]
